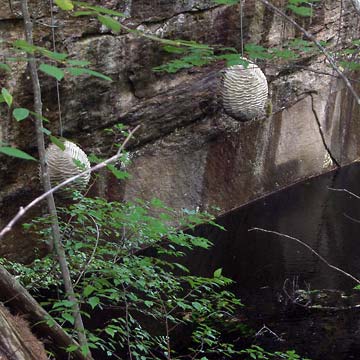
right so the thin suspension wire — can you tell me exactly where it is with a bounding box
[49,0,63,137]
[240,0,244,57]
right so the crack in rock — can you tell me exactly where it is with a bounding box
[310,93,340,168]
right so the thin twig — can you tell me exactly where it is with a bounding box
[49,0,63,137]
[328,187,360,200]
[258,0,360,105]
[0,125,140,241]
[73,215,100,288]
[343,212,360,224]
[255,324,284,341]
[121,284,133,360]
[249,227,360,284]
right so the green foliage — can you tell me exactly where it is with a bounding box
[55,0,74,11]
[13,108,30,121]
[2,193,310,359]
[1,88,13,107]
[6,196,246,358]
[240,345,311,359]
[39,64,65,81]
[50,135,66,150]
[0,63,11,72]
[66,67,112,81]
[213,0,239,4]
[0,146,37,161]
[97,14,122,33]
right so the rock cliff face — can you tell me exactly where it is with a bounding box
[0,0,359,260]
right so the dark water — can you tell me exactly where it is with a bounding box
[188,163,360,359]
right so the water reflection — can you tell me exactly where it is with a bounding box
[187,163,360,359]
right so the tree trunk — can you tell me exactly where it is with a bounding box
[0,304,47,360]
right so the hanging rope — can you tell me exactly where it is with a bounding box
[49,0,63,137]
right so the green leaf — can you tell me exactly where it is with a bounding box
[67,344,79,353]
[39,64,65,81]
[213,0,238,4]
[213,268,222,278]
[50,136,65,151]
[40,127,51,135]
[55,0,74,10]
[0,63,11,72]
[66,67,112,81]
[97,15,121,33]
[0,95,5,103]
[13,108,29,121]
[74,2,125,17]
[38,48,68,61]
[13,39,37,54]
[1,88,13,107]
[287,4,313,16]
[88,296,100,309]
[105,327,116,337]
[107,164,129,180]
[273,48,298,60]
[83,285,96,297]
[53,300,75,308]
[73,10,97,16]
[163,45,186,54]
[192,301,203,311]
[29,111,50,123]
[0,146,37,161]
[62,312,75,324]
[67,59,91,67]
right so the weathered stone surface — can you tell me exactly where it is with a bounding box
[1,0,360,260]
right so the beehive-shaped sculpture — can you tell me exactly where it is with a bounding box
[221,60,268,121]
[44,140,91,194]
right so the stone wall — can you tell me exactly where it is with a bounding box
[0,0,360,260]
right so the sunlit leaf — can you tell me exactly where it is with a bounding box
[50,136,65,151]
[83,285,96,297]
[0,146,37,161]
[40,127,51,135]
[74,2,125,17]
[39,64,65,81]
[61,312,75,324]
[1,88,13,107]
[13,108,30,121]
[67,59,91,67]
[97,15,121,32]
[13,39,37,54]
[287,4,313,16]
[66,67,112,81]
[0,63,11,72]
[73,10,96,16]
[38,48,68,61]
[55,0,74,11]
[29,111,50,123]
[213,0,238,4]
[163,45,186,54]
[214,268,222,278]
[88,296,100,309]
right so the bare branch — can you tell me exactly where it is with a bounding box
[328,187,360,200]
[258,0,360,105]
[0,125,140,241]
[249,227,360,284]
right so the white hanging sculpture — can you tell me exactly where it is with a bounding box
[44,140,91,194]
[221,59,268,121]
